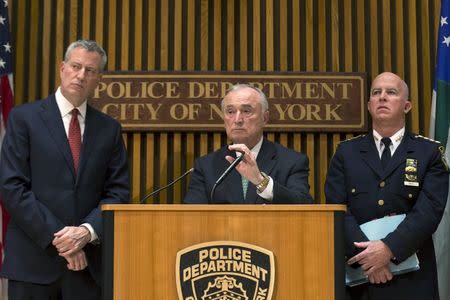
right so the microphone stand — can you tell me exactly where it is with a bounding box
[140,168,194,204]
[210,154,245,201]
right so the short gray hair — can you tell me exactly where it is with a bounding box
[400,80,409,100]
[64,40,107,70]
[221,84,268,111]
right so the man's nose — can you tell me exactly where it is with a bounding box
[234,111,244,123]
[76,68,87,80]
[378,90,387,101]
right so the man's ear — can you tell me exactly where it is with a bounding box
[60,62,65,76]
[404,101,412,114]
[263,110,269,124]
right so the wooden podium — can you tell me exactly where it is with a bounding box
[102,204,345,300]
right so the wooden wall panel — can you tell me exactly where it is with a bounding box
[8,0,440,203]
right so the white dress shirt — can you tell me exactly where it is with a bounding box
[55,87,98,242]
[372,127,405,158]
[236,136,274,200]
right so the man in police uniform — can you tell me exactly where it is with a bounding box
[325,72,449,299]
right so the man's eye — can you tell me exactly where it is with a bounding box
[86,68,97,75]
[71,64,81,70]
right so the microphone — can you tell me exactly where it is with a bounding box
[210,153,245,201]
[140,168,194,204]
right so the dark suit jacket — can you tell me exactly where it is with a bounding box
[184,139,313,204]
[325,132,449,300]
[0,94,130,286]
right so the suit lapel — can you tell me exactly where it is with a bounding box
[360,134,384,178]
[39,95,76,177]
[77,105,99,180]
[213,147,245,203]
[383,132,413,177]
[245,139,277,203]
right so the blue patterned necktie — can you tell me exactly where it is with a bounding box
[242,176,249,199]
[381,137,392,169]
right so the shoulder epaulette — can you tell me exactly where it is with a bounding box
[413,134,442,144]
[339,134,366,144]
[414,135,448,170]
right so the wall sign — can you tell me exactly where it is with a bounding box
[90,71,367,132]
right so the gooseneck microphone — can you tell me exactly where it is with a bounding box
[140,168,194,204]
[210,153,245,201]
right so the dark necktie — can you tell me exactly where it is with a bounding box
[381,137,391,169]
[68,109,81,174]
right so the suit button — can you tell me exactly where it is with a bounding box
[378,199,384,206]
[379,181,385,188]
[408,194,413,199]
[351,188,356,193]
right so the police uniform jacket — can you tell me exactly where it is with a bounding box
[325,131,449,300]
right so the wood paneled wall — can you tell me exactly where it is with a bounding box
[8,0,440,203]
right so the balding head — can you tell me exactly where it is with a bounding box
[368,72,412,136]
[371,72,409,100]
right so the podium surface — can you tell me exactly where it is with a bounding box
[102,204,345,300]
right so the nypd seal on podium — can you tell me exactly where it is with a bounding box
[176,241,275,300]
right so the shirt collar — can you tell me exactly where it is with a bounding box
[373,127,405,149]
[235,136,264,159]
[55,87,87,119]
[250,136,264,158]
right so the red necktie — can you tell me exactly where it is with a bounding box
[68,109,81,174]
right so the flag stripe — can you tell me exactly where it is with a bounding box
[434,80,450,145]
[0,77,13,124]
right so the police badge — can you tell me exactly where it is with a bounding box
[404,158,419,187]
[176,241,275,300]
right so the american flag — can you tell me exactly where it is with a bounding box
[0,0,13,298]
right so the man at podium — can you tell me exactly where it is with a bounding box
[184,84,313,204]
[325,72,449,299]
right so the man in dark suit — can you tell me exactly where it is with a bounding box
[325,72,449,299]
[184,84,313,204]
[0,40,130,299]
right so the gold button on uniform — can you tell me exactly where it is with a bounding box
[379,181,385,188]
[378,199,384,206]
